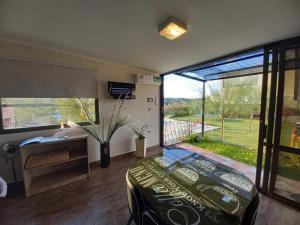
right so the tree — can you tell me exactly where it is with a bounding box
[207,75,261,141]
[244,86,261,131]
[55,98,95,123]
[2,98,57,127]
[208,80,227,141]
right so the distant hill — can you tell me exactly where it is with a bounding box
[164,97,200,104]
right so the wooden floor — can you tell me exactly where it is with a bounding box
[1,148,300,225]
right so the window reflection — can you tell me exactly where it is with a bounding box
[281,69,300,148]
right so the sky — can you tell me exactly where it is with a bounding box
[164,74,204,98]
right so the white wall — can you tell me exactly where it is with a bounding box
[0,40,160,183]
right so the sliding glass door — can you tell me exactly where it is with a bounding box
[257,38,300,207]
[270,41,300,206]
[159,36,300,208]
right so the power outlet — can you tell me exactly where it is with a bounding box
[147,97,153,103]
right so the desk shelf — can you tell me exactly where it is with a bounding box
[28,166,89,196]
[20,136,89,197]
[25,150,88,170]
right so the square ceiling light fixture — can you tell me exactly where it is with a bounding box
[158,17,187,40]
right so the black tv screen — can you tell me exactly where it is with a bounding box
[108,82,135,99]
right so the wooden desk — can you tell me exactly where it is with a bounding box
[20,136,89,197]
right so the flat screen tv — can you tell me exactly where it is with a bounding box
[108,81,136,99]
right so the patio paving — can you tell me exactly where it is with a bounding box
[176,143,300,202]
[176,142,256,182]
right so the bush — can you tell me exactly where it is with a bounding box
[279,152,300,169]
[183,134,197,143]
[164,103,193,117]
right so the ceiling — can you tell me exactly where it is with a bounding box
[0,0,299,73]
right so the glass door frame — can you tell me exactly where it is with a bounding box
[256,37,300,208]
[255,45,274,193]
[160,74,164,147]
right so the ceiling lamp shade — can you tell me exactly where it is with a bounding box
[158,17,187,40]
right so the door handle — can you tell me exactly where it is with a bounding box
[263,124,267,139]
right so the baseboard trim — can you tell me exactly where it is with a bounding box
[90,151,133,167]
[90,145,161,166]
[147,144,161,151]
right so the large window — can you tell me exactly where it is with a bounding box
[0,98,98,133]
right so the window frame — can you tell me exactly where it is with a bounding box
[0,98,99,134]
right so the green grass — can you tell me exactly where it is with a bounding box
[172,115,295,150]
[172,115,260,150]
[187,137,258,166]
[277,151,300,181]
[280,121,295,147]
[188,137,300,181]
[176,115,300,181]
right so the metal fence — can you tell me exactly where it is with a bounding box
[164,119,199,146]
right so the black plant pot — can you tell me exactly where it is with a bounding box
[100,142,110,168]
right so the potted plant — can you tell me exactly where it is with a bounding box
[70,96,129,168]
[132,124,148,158]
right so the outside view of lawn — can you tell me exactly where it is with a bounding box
[164,73,300,185]
[164,49,300,202]
[174,116,259,166]
[164,74,261,167]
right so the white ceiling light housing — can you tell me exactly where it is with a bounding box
[158,17,188,40]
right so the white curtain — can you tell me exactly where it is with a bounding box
[0,58,98,98]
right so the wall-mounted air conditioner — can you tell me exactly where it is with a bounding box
[135,74,161,85]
